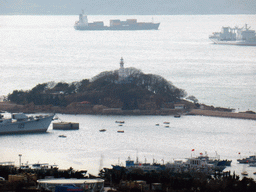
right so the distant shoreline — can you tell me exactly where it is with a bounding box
[187,109,256,120]
[0,101,255,120]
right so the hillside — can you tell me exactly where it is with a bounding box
[6,66,191,114]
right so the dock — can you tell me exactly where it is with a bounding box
[53,122,79,130]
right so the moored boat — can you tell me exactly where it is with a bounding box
[0,112,54,135]
[237,155,256,164]
[249,162,256,167]
[115,121,125,124]
[241,171,248,176]
[58,135,67,138]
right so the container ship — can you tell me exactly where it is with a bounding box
[209,24,256,46]
[74,12,160,30]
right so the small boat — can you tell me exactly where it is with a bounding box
[117,130,124,133]
[174,115,181,118]
[58,135,67,138]
[165,125,170,128]
[253,172,256,175]
[99,129,106,132]
[116,121,125,124]
[163,122,170,124]
[118,124,123,126]
[155,124,159,126]
[241,171,248,176]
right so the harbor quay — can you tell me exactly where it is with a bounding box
[1,159,256,192]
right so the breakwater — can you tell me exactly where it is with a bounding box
[188,109,256,120]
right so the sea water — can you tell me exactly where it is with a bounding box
[0,14,256,177]
[0,14,255,111]
[0,114,256,178]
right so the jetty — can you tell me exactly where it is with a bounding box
[188,109,256,120]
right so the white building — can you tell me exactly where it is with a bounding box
[118,57,127,82]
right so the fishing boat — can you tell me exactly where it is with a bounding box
[209,24,256,46]
[0,112,54,135]
[74,11,160,31]
[58,135,67,138]
[237,155,256,164]
[115,121,125,123]
[125,156,166,172]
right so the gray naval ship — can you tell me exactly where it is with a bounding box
[209,24,256,46]
[74,11,160,30]
[0,112,54,135]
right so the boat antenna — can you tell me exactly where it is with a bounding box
[136,149,139,164]
[99,154,103,172]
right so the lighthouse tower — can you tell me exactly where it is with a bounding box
[118,57,126,81]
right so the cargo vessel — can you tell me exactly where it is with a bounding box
[0,112,54,135]
[209,24,256,46]
[74,12,160,30]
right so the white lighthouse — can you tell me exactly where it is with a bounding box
[118,57,127,81]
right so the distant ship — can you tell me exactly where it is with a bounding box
[0,112,54,135]
[74,11,160,30]
[209,24,256,46]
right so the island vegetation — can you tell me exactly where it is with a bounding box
[3,66,255,119]
[6,67,195,114]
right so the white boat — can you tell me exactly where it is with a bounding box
[209,24,256,46]
[0,112,54,135]
[31,163,58,169]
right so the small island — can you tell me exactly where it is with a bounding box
[1,58,256,119]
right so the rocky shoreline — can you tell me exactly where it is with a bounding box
[0,101,255,120]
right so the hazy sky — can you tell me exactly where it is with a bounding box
[1,0,256,15]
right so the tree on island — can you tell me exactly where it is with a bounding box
[8,67,187,110]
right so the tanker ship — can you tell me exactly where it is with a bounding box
[209,24,256,46]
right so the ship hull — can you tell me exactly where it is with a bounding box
[0,115,54,135]
[210,39,256,46]
[74,23,160,31]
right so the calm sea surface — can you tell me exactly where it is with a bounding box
[0,15,256,177]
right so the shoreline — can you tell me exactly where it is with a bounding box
[187,109,256,120]
[0,101,255,120]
